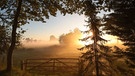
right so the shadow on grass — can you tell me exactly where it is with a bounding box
[0,70,9,76]
[0,69,32,76]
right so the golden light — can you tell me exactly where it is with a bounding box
[77,31,93,46]
[76,25,126,49]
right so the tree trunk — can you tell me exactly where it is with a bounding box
[6,0,22,71]
[93,27,99,76]
[94,45,99,76]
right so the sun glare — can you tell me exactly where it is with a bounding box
[78,31,93,46]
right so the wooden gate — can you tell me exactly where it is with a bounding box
[21,58,81,76]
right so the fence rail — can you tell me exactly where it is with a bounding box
[21,58,82,76]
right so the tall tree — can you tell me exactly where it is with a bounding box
[78,0,111,76]
[103,0,135,63]
[104,0,135,47]
[78,0,135,76]
[0,0,80,71]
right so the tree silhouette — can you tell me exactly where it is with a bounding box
[78,0,109,76]
[103,0,135,66]
[50,35,57,41]
[104,0,135,48]
[78,0,135,76]
[0,26,11,54]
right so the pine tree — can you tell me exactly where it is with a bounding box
[78,0,111,76]
[104,0,135,48]
[78,0,134,76]
[103,0,135,66]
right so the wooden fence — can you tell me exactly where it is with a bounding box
[21,58,83,76]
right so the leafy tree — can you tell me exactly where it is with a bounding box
[0,25,23,71]
[50,35,57,41]
[0,0,80,72]
[0,25,11,54]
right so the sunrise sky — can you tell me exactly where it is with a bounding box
[22,12,86,41]
[21,11,125,48]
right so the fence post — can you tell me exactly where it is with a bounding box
[21,60,25,70]
[53,59,56,73]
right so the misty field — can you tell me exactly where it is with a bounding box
[0,44,83,75]
[15,45,81,64]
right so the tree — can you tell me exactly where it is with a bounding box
[50,35,57,41]
[0,20,24,52]
[0,25,11,54]
[104,0,135,47]
[103,0,135,65]
[78,0,111,76]
[78,0,135,76]
[0,0,80,72]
